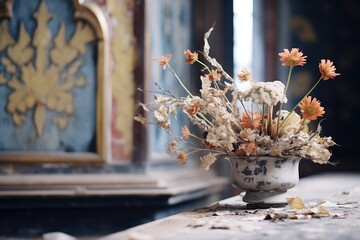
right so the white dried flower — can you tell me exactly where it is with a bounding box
[166,140,177,156]
[154,104,170,129]
[225,81,235,90]
[241,81,287,106]
[200,153,217,171]
[271,110,305,137]
[206,124,236,151]
[200,75,212,91]
[268,142,289,157]
[168,104,177,117]
[301,143,332,164]
[134,115,150,125]
[139,103,150,112]
[292,131,310,145]
[256,135,272,147]
[320,136,336,147]
[154,94,170,103]
[206,125,226,146]
[240,128,256,142]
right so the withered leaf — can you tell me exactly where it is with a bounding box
[287,196,306,210]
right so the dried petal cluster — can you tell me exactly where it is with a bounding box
[299,96,325,121]
[319,59,340,80]
[135,28,340,170]
[241,81,288,106]
[279,48,307,67]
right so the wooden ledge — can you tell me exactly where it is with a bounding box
[0,169,229,206]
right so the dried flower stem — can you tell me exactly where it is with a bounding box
[196,59,211,73]
[261,103,266,134]
[295,118,306,134]
[267,105,273,136]
[153,82,179,98]
[184,139,206,149]
[197,112,214,127]
[187,147,232,156]
[188,133,205,141]
[276,66,294,140]
[280,76,323,128]
[166,63,193,97]
[213,80,235,113]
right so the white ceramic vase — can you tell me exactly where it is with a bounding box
[228,155,301,207]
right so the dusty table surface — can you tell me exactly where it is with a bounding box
[100,173,360,240]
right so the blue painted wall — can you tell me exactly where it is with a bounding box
[148,0,193,155]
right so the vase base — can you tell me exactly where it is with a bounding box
[246,203,287,209]
[242,190,289,207]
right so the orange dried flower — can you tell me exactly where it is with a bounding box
[240,112,262,130]
[278,48,307,67]
[158,54,172,69]
[236,142,257,156]
[206,70,222,81]
[181,126,190,140]
[203,140,214,150]
[184,49,198,64]
[237,68,252,81]
[177,150,187,165]
[243,142,257,156]
[319,59,340,80]
[186,100,201,116]
[299,96,325,121]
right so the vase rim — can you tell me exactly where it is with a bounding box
[224,154,302,161]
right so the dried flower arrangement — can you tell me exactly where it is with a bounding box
[135,27,340,170]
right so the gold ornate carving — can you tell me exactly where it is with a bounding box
[0,0,110,163]
[0,0,95,136]
[290,16,318,43]
[108,0,136,157]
